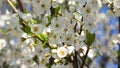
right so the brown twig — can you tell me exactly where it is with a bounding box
[6,0,18,13]
[118,17,120,33]
[72,51,79,68]
[16,0,25,13]
[73,24,84,68]
[80,46,90,68]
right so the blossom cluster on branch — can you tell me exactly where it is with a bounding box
[0,0,120,68]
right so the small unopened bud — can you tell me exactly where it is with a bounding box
[44,53,50,58]
[54,58,61,64]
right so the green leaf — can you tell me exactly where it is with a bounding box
[87,57,92,66]
[21,25,32,34]
[46,57,54,68]
[55,6,60,16]
[25,10,30,14]
[31,19,37,24]
[46,16,52,27]
[50,6,60,16]
[42,41,48,48]
[33,38,39,47]
[118,50,120,57]
[39,33,48,41]
[12,1,17,7]
[46,63,51,68]
[1,29,7,34]
[36,33,49,48]
[84,30,95,46]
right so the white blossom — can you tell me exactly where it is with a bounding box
[0,39,6,51]
[57,47,68,58]
[30,24,46,34]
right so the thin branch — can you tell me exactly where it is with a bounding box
[72,23,84,68]
[6,0,18,13]
[16,0,25,13]
[80,46,90,68]
[72,51,78,68]
[118,17,120,33]
[79,24,83,35]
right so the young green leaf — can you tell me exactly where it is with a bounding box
[31,19,37,24]
[21,25,32,34]
[84,30,95,46]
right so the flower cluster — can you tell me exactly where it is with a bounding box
[0,0,120,68]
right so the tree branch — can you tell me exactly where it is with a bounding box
[80,46,90,68]
[72,51,78,68]
[6,0,18,13]
[16,0,25,13]
[118,17,120,33]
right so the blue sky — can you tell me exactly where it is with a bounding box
[94,5,119,68]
